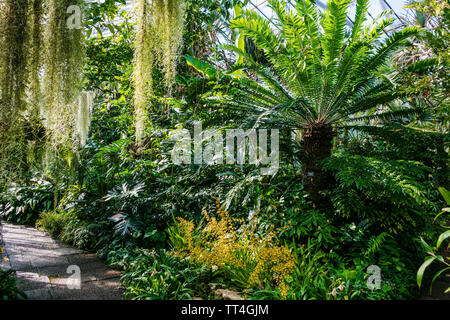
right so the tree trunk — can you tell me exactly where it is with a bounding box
[302,122,334,207]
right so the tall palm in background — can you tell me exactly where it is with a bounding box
[208,0,424,204]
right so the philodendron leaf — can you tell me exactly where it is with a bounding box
[417,256,436,288]
[436,230,450,249]
[184,56,217,78]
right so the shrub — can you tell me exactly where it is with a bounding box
[169,201,295,298]
[120,249,204,300]
[285,242,334,300]
[36,209,95,250]
[417,187,450,294]
[323,154,437,234]
[0,181,54,225]
[278,208,339,249]
[36,210,75,238]
[0,270,26,300]
[60,218,95,251]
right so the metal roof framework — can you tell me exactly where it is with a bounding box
[92,0,408,69]
[104,0,407,33]
[242,0,406,33]
[91,0,409,50]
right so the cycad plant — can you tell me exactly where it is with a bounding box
[207,0,423,204]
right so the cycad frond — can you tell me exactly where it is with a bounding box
[201,1,422,135]
[349,105,427,123]
[360,27,419,76]
[406,58,439,74]
[220,44,293,101]
[340,89,397,119]
[351,0,370,41]
[322,0,350,66]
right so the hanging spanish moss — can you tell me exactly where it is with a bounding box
[134,0,155,145]
[0,0,29,112]
[74,91,94,147]
[27,0,44,119]
[0,0,30,185]
[153,0,185,91]
[38,90,93,183]
[43,0,86,151]
[133,0,185,145]
[24,0,46,168]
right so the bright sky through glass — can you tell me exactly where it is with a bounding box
[119,0,409,20]
[244,0,408,28]
[100,0,410,38]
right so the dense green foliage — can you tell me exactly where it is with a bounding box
[0,270,26,300]
[417,187,450,295]
[0,0,448,301]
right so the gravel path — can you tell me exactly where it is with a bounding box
[0,222,124,300]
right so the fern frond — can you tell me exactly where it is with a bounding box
[365,232,392,257]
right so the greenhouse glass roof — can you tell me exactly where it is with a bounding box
[117,0,408,26]
[95,0,411,39]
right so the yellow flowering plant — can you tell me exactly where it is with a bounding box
[168,200,295,298]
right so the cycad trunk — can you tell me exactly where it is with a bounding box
[302,122,334,207]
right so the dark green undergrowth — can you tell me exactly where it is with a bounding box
[0,0,448,302]
[0,270,26,300]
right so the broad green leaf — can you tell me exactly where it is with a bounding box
[438,187,450,205]
[417,256,435,288]
[226,69,246,78]
[436,230,450,249]
[216,172,240,178]
[95,26,103,38]
[233,4,245,70]
[420,237,433,252]
[184,56,217,78]
[106,24,115,35]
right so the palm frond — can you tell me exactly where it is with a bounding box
[220,44,293,101]
[214,1,422,134]
[361,27,420,76]
[349,105,427,123]
[322,0,350,66]
[406,58,439,74]
[351,0,370,41]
